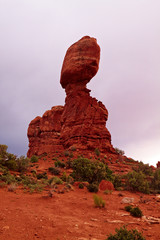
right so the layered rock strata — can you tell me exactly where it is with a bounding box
[27,36,115,157]
[27,106,64,157]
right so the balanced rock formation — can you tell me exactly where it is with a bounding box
[60,36,100,89]
[27,36,116,157]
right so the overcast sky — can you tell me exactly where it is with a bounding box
[0,0,160,166]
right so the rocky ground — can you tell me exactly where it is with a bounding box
[0,186,160,240]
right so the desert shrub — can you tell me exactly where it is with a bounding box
[104,189,112,195]
[69,152,73,158]
[93,194,105,208]
[30,155,38,163]
[48,167,60,175]
[133,161,153,176]
[106,225,145,240]
[64,150,70,157]
[8,183,17,192]
[0,182,7,188]
[54,160,65,168]
[31,169,37,177]
[20,175,47,193]
[27,183,44,193]
[15,175,22,182]
[16,156,30,173]
[114,147,125,156]
[21,175,36,186]
[71,157,113,184]
[0,144,8,156]
[125,171,150,194]
[49,176,63,185]
[65,158,73,169]
[0,172,17,184]
[0,144,8,166]
[94,148,100,156]
[5,159,17,171]
[0,145,31,173]
[61,171,67,182]
[112,174,122,190]
[151,169,160,192]
[79,183,84,189]
[125,205,133,212]
[87,183,99,193]
[130,207,143,218]
[36,172,48,179]
[124,205,143,218]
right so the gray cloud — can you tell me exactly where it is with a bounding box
[0,0,160,166]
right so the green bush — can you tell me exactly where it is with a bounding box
[125,205,133,212]
[0,145,31,173]
[125,171,150,194]
[94,148,100,156]
[27,183,44,193]
[36,172,48,179]
[124,205,143,218]
[5,159,17,171]
[54,160,65,168]
[64,150,70,157]
[65,158,73,169]
[93,194,105,208]
[71,157,113,184]
[49,177,63,185]
[0,172,17,184]
[30,155,38,163]
[0,144,8,165]
[106,225,145,240]
[0,182,7,188]
[130,207,143,218]
[104,189,112,195]
[112,174,122,190]
[79,183,84,189]
[114,147,125,156]
[133,161,153,176]
[8,183,17,192]
[87,183,99,193]
[21,175,36,186]
[16,156,30,173]
[61,171,67,181]
[48,167,60,175]
[151,169,160,192]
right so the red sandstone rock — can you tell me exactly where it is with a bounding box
[27,106,64,157]
[99,180,114,191]
[60,86,114,152]
[59,37,115,153]
[27,36,116,157]
[60,36,100,89]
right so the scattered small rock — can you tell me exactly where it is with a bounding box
[142,216,160,224]
[121,197,134,204]
[156,195,160,202]
[90,218,98,222]
[106,219,124,223]
[3,226,9,230]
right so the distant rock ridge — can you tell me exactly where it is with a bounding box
[27,36,116,157]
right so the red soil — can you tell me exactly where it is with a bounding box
[0,187,160,240]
